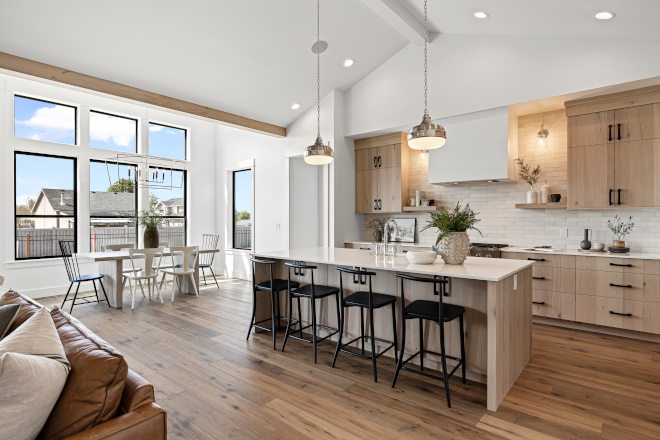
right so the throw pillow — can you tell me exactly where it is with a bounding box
[0,303,20,339]
[0,308,70,440]
[0,289,44,335]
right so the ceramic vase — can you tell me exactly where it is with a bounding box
[613,240,626,249]
[373,230,383,242]
[527,190,538,204]
[437,232,470,265]
[144,226,159,248]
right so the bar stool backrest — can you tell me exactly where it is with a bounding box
[59,240,80,282]
[250,258,276,290]
[285,262,318,294]
[336,267,378,306]
[128,247,164,276]
[168,246,199,274]
[199,234,219,266]
[102,243,135,251]
[396,273,448,320]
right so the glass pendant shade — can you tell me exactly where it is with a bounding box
[407,114,446,150]
[304,136,334,165]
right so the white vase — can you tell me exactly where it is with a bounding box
[527,190,538,204]
[437,232,470,265]
[541,184,552,204]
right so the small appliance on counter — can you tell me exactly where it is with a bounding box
[469,243,509,258]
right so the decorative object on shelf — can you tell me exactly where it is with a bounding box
[420,199,431,207]
[549,194,561,203]
[580,229,592,250]
[416,190,422,207]
[407,0,446,150]
[422,202,482,265]
[607,215,635,249]
[304,0,333,165]
[407,198,416,207]
[406,250,437,265]
[541,183,552,204]
[131,210,164,248]
[593,242,605,251]
[537,124,549,146]
[388,218,416,243]
[515,158,541,204]
[366,218,386,242]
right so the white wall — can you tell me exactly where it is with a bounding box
[345,35,660,137]
[0,72,217,299]
[289,156,322,249]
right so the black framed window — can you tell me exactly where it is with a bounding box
[89,160,138,251]
[15,152,77,260]
[14,95,77,145]
[232,169,252,250]
[148,122,186,160]
[151,168,187,247]
[90,110,138,152]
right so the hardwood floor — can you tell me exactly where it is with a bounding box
[38,277,660,440]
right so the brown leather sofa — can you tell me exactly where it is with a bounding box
[0,290,166,440]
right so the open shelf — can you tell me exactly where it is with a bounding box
[515,201,567,209]
[402,206,442,212]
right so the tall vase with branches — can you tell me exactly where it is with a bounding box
[515,158,542,203]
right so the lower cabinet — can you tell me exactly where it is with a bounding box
[532,290,576,320]
[575,295,660,334]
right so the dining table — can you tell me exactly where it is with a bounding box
[76,248,219,308]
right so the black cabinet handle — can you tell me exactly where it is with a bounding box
[608,188,613,206]
[378,156,381,167]
[610,263,632,267]
[527,258,546,262]
[609,283,633,289]
[617,188,621,205]
[533,277,546,280]
[378,199,381,210]
[359,247,370,250]
[608,124,612,142]
[373,200,377,210]
[373,157,377,168]
[609,311,632,317]
[617,123,621,140]
[533,301,546,305]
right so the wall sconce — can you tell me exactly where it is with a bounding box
[537,124,549,146]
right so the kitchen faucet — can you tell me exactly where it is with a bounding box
[383,218,399,256]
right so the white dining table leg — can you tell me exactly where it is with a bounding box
[99,260,123,308]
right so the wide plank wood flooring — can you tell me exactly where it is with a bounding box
[38,277,660,440]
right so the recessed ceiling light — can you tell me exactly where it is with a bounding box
[594,11,615,20]
[291,103,300,110]
[474,11,489,19]
[344,59,354,67]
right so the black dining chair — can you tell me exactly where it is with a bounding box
[199,234,219,288]
[59,240,110,313]
[391,273,466,408]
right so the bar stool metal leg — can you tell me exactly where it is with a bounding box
[439,320,451,407]
[459,314,466,384]
[392,316,406,388]
[311,296,318,363]
[247,288,257,340]
[369,306,377,382]
[419,319,424,371]
[391,302,398,364]
[270,289,277,350]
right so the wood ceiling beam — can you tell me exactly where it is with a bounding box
[0,51,286,138]
[361,0,426,47]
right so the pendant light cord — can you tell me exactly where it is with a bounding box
[423,0,428,115]
[317,0,321,138]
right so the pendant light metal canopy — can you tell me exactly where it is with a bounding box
[407,0,446,151]
[304,0,333,165]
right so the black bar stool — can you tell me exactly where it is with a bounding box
[391,273,466,408]
[247,258,300,350]
[281,262,340,363]
[331,267,398,382]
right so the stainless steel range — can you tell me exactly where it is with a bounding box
[469,243,509,258]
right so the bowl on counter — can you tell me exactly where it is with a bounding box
[593,242,605,251]
[406,250,438,265]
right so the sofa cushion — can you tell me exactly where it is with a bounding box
[0,289,44,334]
[0,304,20,339]
[0,308,71,440]
[38,308,128,440]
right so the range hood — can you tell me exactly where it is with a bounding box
[428,107,519,185]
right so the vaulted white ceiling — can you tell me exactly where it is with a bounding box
[1,0,659,130]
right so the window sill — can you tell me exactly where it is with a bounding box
[5,258,95,269]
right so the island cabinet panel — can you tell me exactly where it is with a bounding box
[575,295,660,334]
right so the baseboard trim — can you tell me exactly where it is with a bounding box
[5,284,73,300]
[534,316,660,343]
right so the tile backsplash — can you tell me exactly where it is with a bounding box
[364,110,660,253]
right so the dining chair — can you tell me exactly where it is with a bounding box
[102,243,141,295]
[59,240,109,313]
[199,234,219,288]
[123,247,164,309]
[159,246,199,302]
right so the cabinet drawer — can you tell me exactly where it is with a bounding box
[532,290,575,320]
[576,270,660,302]
[510,253,575,269]
[575,294,660,334]
[532,267,575,293]
[576,257,647,273]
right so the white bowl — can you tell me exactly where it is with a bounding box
[406,250,438,265]
[593,242,605,251]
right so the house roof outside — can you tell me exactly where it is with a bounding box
[158,198,184,208]
[34,189,134,216]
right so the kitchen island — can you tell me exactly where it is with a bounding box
[252,247,534,411]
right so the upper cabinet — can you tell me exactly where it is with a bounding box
[354,133,410,213]
[566,87,660,209]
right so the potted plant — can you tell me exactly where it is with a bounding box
[515,158,542,203]
[606,215,635,249]
[129,210,164,248]
[366,218,386,242]
[422,202,482,265]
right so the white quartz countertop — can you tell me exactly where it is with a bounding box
[253,247,533,282]
[346,240,435,248]
[502,246,660,260]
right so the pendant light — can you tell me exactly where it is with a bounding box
[304,0,334,165]
[407,0,446,150]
